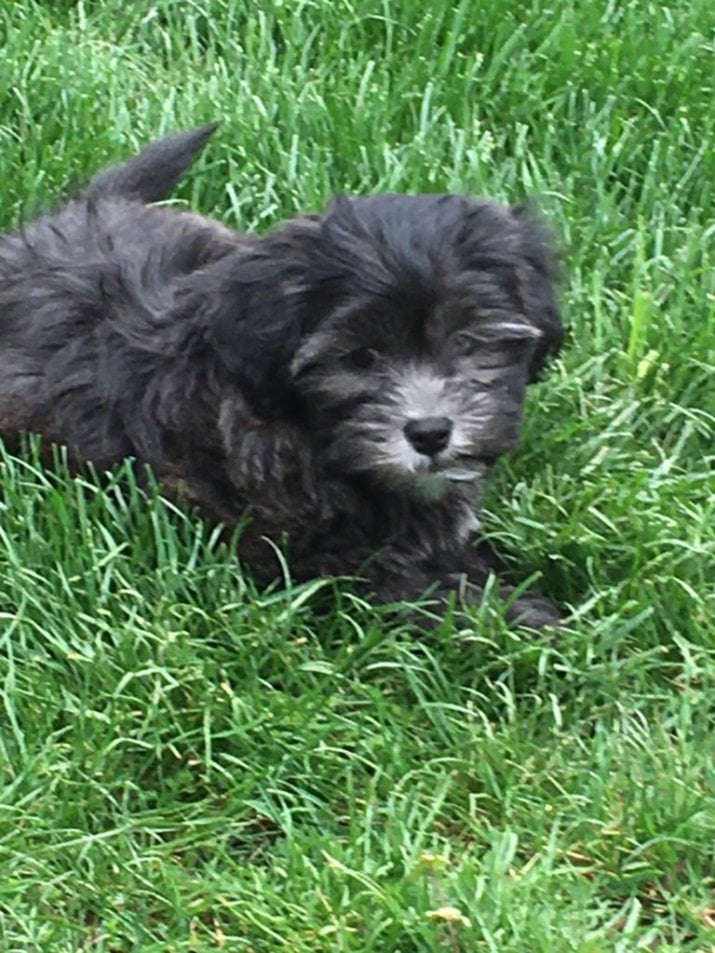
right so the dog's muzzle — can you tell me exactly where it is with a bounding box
[403,416,453,457]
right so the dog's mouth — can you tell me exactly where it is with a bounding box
[401,454,490,501]
[422,453,492,483]
[439,464,487,482]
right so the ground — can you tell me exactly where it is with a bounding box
[0,1,714,950]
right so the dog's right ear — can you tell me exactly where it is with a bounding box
[204,248,303,402]
[199,225,330,410]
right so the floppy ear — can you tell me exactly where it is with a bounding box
[203,247,304,405]
[198,222,333,411]
[511,203,565,381]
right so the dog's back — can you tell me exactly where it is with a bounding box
[0,126,238,465]
[0,123,233,288]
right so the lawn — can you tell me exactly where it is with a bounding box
[1,0,714,950]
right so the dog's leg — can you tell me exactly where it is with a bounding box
[363,563,560,630]
[350,515,561,629]
[453,539,561,627]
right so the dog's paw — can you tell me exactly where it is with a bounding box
[505,593,562,629]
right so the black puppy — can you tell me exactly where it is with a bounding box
[0,126,563,625]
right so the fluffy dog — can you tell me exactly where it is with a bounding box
[0,126,564,626]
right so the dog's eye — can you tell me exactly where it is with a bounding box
[457,337,481,357]
[345,347,380,369]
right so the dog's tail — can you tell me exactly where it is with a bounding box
[85,123,219,204]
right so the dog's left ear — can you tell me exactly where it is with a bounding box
[510,204,564,381]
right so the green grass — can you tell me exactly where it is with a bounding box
[1,0,714,949]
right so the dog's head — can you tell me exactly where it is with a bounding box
[205,194,563,496]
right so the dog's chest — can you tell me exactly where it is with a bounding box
[359,488,479,556]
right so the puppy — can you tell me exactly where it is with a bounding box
[0,126,564,626]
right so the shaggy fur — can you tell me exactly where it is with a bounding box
[0,126,564,626]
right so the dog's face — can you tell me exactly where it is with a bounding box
[207,194,563,497]
[288,258,547,495]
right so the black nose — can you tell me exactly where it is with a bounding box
[404,416,453,457]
